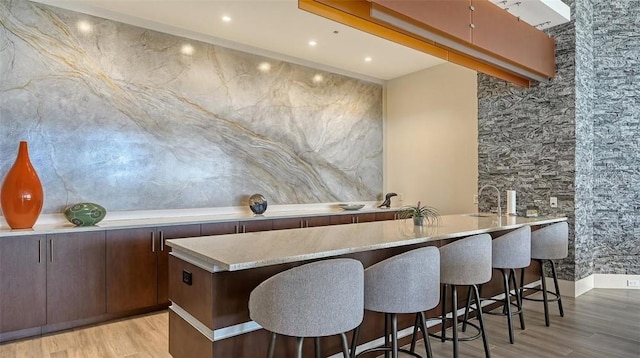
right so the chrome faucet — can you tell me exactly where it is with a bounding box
[478,185,501,217]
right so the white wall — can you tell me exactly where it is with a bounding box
[384,63,478,215]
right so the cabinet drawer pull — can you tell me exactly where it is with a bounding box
[151,232,156,253]
[49,239,54,263]
[160,231,165,252]
[38,239,41,263]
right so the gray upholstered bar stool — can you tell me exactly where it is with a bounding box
[521,221,569,327]
[249,258,364,358]
[428,234,492,358]
[464,226,531,344]
[350,247,440,358]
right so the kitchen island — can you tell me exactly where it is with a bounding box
[166,214,566,358]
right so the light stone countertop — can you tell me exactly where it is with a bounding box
[0,202,392,237]
[166,214,567,272]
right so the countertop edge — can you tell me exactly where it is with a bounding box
[167,215,568,272]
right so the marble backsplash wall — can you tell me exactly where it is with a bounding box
[0,0,383,214]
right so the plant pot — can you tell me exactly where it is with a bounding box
[413,216,424,226]
[1,141,44,229]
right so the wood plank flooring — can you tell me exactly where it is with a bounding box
[0,289,638,357]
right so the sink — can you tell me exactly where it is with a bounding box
[463,213,493,217]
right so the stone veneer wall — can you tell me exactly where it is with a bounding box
[479,0,640,280]
[0,0,383,214]
[590,1,640,275]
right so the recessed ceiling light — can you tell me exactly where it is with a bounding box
[76,20,92,33]
[222,15,231,22]
[313,74,323,83]
[364,57,373,62]
[258,62,271,72]
[181,44,194,55]
[308,40,317,47]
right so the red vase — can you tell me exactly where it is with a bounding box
[1,141,44,229]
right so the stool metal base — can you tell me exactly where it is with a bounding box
[266,331,351,358]
[521,259,564,327]
[411,284,490,358]
[464,268,525,344]
[353,312,432,358]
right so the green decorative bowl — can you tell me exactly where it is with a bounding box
[64,202,107,226]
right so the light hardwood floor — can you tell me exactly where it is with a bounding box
[0,289,638,357]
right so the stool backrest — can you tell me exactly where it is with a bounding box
[531,221,569,260]
[364,246,440,314]
[249,258,364,337]
[493,226,531,269]
[440,234,492,285]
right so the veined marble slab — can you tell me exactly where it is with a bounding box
[166,214,567,271]
[0,0,383,214]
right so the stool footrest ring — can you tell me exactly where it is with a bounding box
[356,347,423,358]
[428,319,482,342]
[522,287,561,302]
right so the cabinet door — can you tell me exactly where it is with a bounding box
[0,235,46,333]
[201,222,238,236]
[305,216,332,227]
[375,211,399,221]
[238,220,273,233]
[157,225,201,305]
[106,228,158,313]
[355,213,377,223]
[330,214,356,225]
[272,218,304,230]
[46,231,106,324]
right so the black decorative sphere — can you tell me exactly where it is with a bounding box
[248,194,267,215]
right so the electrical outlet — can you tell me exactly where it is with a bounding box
[473,194,479,204]
[627,279,639,287]
[550,197,558,208]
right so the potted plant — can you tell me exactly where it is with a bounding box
[398,201,440,226]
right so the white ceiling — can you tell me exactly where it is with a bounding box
[31,0,446,82]
[30,0,569,82]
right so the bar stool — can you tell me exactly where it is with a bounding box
[249,258,364,358]
[464,226,531,344]
[521,221,569,327]
[351,247,440,358]
[428,234,493,358]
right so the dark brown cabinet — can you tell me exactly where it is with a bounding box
[46,231,106,324]
[157,225,201,305]
[329,213,377,225]
[106,228,158,313]
[201,220,272,235]
[107,225,202,313]
[272,216,332,230]
[0,235,46,333]
[375,211,399,221]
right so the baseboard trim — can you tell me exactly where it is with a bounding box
[550,274,640,297]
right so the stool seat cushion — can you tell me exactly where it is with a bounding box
[531,222,569,260]
[364,246,440,314]
[492,226,531,269]
[440,234,492,285]
[249,258,364,338]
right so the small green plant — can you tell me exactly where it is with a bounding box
[398,201,440,226]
